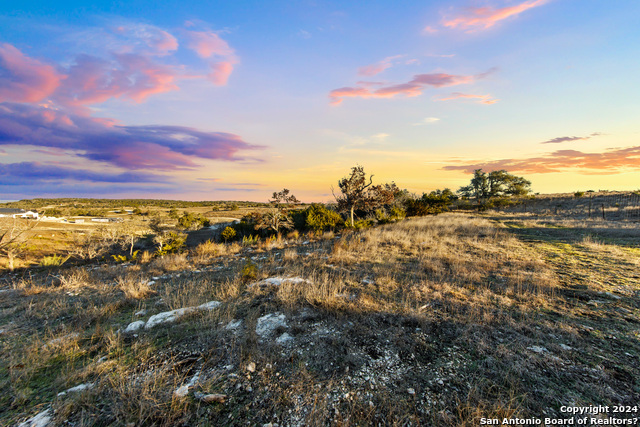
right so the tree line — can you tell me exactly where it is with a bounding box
[222,165,532,241]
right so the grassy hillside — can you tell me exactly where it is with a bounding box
[1,212,638,425]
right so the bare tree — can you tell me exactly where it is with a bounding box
[256,188,299,234]
[69,225,119,261]
[0,217,40,271]
[333,166,395,227]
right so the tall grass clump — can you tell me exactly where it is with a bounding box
[40,254,70,267]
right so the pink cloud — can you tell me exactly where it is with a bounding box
[413,73,474,86]
[208,61,236,85]
[1,27,239,111]
[146,29,179,54]
[0,103,265,170]
[328,87,372,105]
[184,30,238,86]
[55,52,179,106]
[0,43,64,103]
[358,55,404,77]
[442,0,549,31]
[330,70,492,105]
[111,23,178,56]
[186,30,234,58]
[438,92,498,104]
[373,83,424,98]
[442,145,640,174]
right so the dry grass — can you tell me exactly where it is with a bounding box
[2,211,639,426]
[148,253,190,273]
[117,274,155,300]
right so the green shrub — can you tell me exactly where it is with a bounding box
[242,234,261,246]
[233,212,262,236]
[44,208,63,217]
[156,232,186,256]
[574,191,585,198]
[404,190,453,216]
[111,250,139,263]
[305,203,343,231]
[221,226,237,242]
[374,205,406,224]
[388,205,406,220]
[241,260,258,282]
[346,219,373,230]
[40,254,70,267]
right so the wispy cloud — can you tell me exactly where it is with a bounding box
[423,26,438,34]
[442,145,640,174]
[185,30,233,58]
[0,161,165,185]
[0,43,64,103]
[540,132,602,144]
[0,103,264,170]
[297,29,312,39]
[184,29,238,86]
[437,92,499,104]
[0,23,239,112]
[112,23,179,56]
[441,0,549,32]
[54,52,181,107]
[412,117,441,126]
[0,21,260,191]
[330,69,495,105]
[358,55,405,77]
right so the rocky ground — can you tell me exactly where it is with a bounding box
[2,213,639,426]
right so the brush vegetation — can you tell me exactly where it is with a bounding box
[1,205,638,425]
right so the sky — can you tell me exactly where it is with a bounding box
[1,0,639,202]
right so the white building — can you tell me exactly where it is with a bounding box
[0,208,39,219]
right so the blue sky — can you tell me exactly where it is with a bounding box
[1,0,639,201]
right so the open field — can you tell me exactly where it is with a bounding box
[0,200,277,270]
[1,211,638,426]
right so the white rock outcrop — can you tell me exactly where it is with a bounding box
[57,382,94,397]
[123,301,221,332]
[256,313,287,340]
[124,320,145,333]
[18,409,52,427]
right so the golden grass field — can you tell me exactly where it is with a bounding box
[1,209,639,425]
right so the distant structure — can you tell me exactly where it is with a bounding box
[0,208,39,219]
[91,217,123,223]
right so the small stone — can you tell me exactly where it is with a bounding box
[225,319,243,330]
[134,309,147,317]
[407,388,415,395]
[527,346,548,354]
[195,392,227,403]
[57,382,94,396]
[17,408,52,427]
[559,344,572,351]
[174,385,190,398]
[124,320,146,333]
[198,301,221,310]
[247,362,256,372]
[255,313,287,339]
[276,332,294,345]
